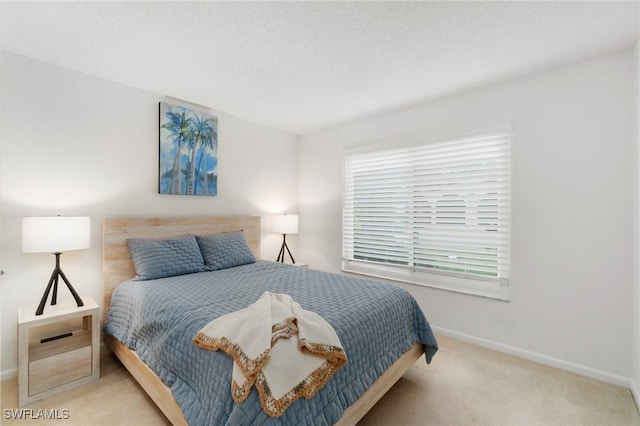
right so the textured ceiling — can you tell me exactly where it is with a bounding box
[1,1,639,135]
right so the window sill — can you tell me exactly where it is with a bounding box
[342,260,510,302]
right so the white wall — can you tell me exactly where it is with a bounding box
[299,50,635,385]
[0,52,300,377]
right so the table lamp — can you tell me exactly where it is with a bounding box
[274,214,298,264]
[22,216,90,315]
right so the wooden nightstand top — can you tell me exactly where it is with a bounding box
[19,296,99,325]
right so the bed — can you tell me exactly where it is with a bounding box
[102,216,437,425]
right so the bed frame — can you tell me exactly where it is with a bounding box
[102,216,423,425]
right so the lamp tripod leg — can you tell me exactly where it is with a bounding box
[276,234,295,263]
[35,270,58,316]
[35,253,85,316]
[277,243,286,262]
[57,268,84,308]
[52,273,58,305]
[283,241,295,264]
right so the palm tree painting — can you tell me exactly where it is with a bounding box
[159,102,218,196]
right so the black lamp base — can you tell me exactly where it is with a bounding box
[36,252,84,316]
[276,234,295,264]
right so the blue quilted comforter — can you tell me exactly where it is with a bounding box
[104,261,437,425]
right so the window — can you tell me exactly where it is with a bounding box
[342,131,511,300]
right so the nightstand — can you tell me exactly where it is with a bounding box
[18,296,100,406]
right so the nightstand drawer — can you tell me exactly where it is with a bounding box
[29,345,92,395]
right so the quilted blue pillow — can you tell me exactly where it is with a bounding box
[196,230,256,271]
[127,234,206,280]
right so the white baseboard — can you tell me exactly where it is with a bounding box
[432,326,634,390]
[1,368,17,382]
[631,380,640,414]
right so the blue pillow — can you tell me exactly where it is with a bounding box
[127,234,205,280]
[196,230,256,271]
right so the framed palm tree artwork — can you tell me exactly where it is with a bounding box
[159,102,218,196]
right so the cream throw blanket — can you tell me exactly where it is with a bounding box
[193,292,347,417]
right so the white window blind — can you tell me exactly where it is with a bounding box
[342,131,511,299]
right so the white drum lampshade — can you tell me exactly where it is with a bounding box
[22,216,91,254]
[273,214,298,235]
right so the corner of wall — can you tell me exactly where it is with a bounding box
[632,36,640,413]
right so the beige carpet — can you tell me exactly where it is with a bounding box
[2,335,638,425]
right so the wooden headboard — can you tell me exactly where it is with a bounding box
[102,216,261,319]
